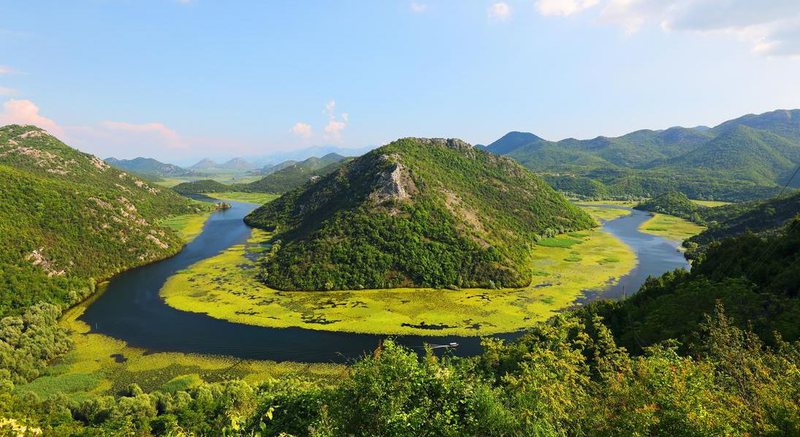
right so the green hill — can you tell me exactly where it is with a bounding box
[245,137,595,290]
[585,217,800,353]
[241,154,350,193]
[0,124,204,317]
[688,192,800,249]
[655,125,800,186]
[635,191,705,223]
[486,109,800,200]
[172,179,230,194]
[105,157,190,178]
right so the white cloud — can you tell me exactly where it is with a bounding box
[410,2,428,13]
[532,0,800,56]
[600,0,800,55]
[0,86,16,96]
[176,0,193,4]
[0,66,11,75]
[324,120,347,139]
[321,100,348,142]
[291,122,313,139]
[488,2,512,21]
[536,0,599,17]
[0,99,63,136]
[323,100,336,118]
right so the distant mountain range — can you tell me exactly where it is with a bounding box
[485,109,800,201]
[189,157,257,172]
[173,153,352,195]
[105,157,193,178]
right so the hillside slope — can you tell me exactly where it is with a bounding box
[0,125,203,316]
[487,109,800,200]
[245,137,595,290]
[242,154,350,193]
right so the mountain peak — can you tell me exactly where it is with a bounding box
[485,131,545,155]
[244,137,594,291]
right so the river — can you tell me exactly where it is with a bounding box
[80,200,689,363]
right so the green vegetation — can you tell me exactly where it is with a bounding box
[158,211,213,243]
[688,191,800,250]
[105,157,191,179]
[161,221,635,336]
[638,213,706,243]
[11,293,344,401]
[490,110,800,201]
[243,158,350,194]
[172,178,229,194]
[635,190,705,223]
[585,218,800,352]
[204,191,280,204]
[245,138,595,291]
[4,307,800,435]
[172,155,351,195]
[0,125,207,318]
[691,199,731,207]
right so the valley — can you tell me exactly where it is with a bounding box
[14,194,693,403]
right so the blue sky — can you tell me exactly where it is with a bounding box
[1,0,799,162]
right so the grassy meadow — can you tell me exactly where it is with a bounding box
[639,213,706,242]
[691,199,732,207]
[204,191,280,204]
[159,211,212,243]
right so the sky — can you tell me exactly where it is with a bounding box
[1,0,800,162]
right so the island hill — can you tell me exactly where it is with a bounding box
[244,137,596,291]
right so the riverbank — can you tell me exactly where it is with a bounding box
[160,220,636,336]
[16,287,346,400]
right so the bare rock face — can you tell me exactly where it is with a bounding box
[411,137,475,156]
[370,154,417,204]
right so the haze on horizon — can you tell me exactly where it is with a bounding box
[1,0,799,162]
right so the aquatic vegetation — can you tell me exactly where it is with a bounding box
[161,225,635,336]
[577,204,633,222]
[14,290,345,400]
[639,213,705,242]
[204,192,280,205]
[158,211,212,243]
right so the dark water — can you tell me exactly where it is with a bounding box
[80,201,688,363]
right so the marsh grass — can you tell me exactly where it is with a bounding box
[161,224,636,337]
[639,213,705,242]
[159,211,212,243]
[205,192,280,205]
[15,288,346,400]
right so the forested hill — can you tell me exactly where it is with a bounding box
[245,137,595,291]
[105,157,191,178]
[585,216,800,353]
[634,191,704,223]
[0,124,204,317]
[487,109,800,200]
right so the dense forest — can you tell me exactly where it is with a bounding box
[245,138,595,290]
[0,125,207,319]
[490,109,800,201]
[0,124,210,394]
